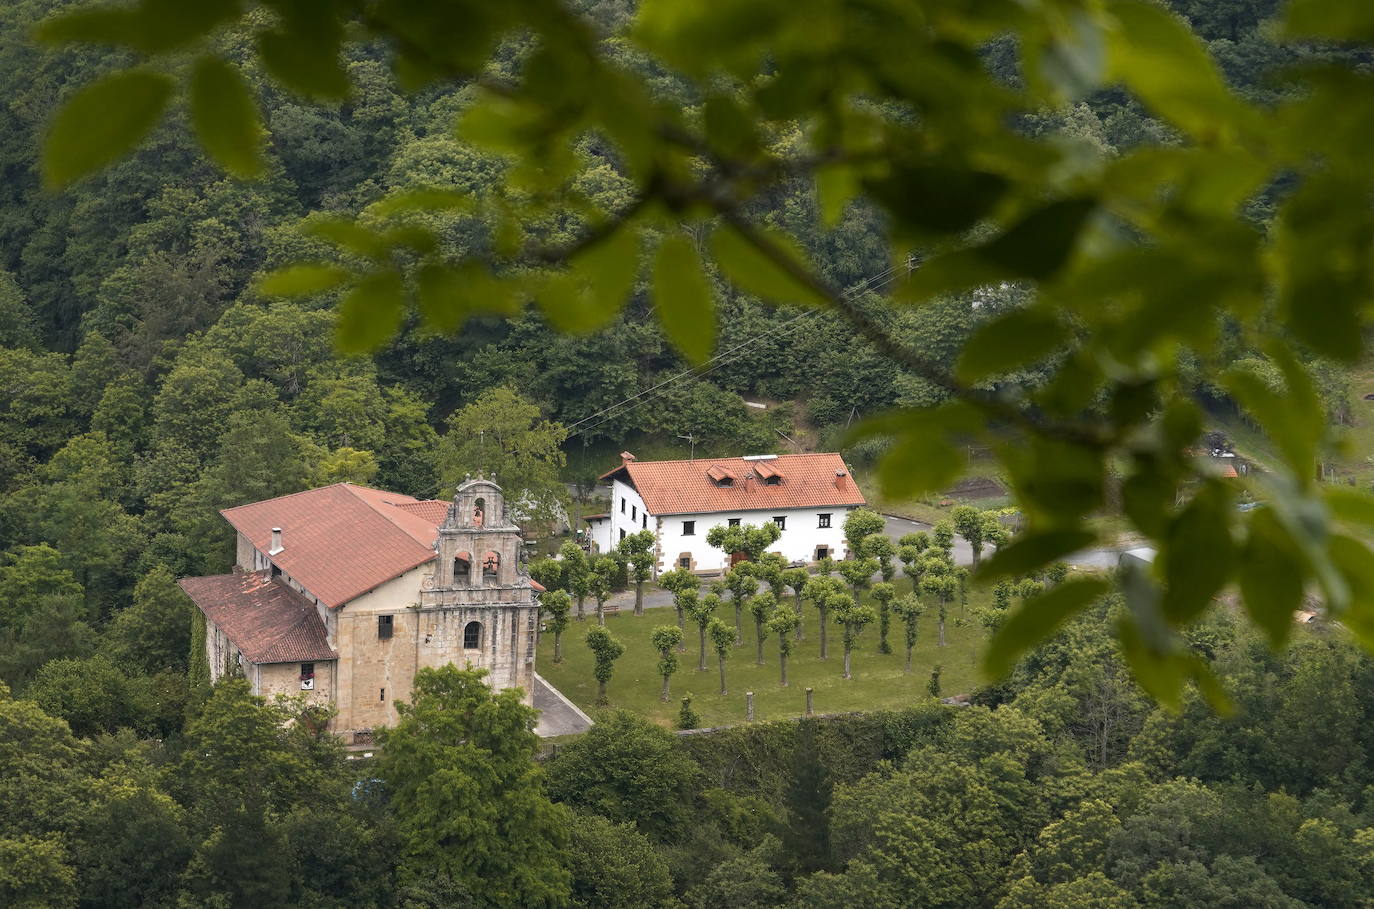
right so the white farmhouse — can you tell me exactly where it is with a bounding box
[586,452,867,575]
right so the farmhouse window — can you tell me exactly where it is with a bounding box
[299,663,314,690]
[632,505,637,520]
[818,513,832,528]
[619,529,626,542]
[728,518,741,527]
[683,521,695,536]
[378,615,394,639]
[620,498,625,513]
[772,516,786,530]
[642,514,647,529]
[464,621,482,649]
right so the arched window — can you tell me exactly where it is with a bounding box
[463,621,482,649]
[472,497,485,528]
[453,551,471,584]
[482,551,500,580]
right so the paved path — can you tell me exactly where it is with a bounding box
[533,674,593,737]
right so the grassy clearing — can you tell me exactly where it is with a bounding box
[536,586,997,728]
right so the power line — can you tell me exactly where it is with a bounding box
[565,261,906,440]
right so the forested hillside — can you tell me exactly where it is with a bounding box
[4,0,1374,905]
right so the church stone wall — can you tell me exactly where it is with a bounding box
[253,660,336,709]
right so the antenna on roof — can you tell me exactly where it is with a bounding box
[677,433,698,460]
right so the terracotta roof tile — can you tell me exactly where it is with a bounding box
[179,572,337,664]
[603,453,865,516]
[220,483,449,608]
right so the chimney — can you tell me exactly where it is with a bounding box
[834,469,847,490]
[620,451,636,464]
[270,527,284,555]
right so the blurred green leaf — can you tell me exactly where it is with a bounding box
[653,235,715,364]
[573,226,643,319]
[1107,0,1256,140]
[306,219,391,261]
[1284,0,1374,41]
[43,69,174,188]
[977,530,1098,582]
[37,0,241,52]
[257,264,351,298]
[257,29,349,100]
[984,577,1110,678]
[190,57,263,178]
[709,225,826,306]
[1238,507,1304,648]
[956,308,1067,382]
[336,271,404,354]
[1159,482,1235,622]
[372,190,473,217]
[417,262,517,333]
[816,167,856,230]
[864,163,1008,236]
[982,198,1097,280]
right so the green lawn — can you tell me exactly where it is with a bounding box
[537,586,996,728]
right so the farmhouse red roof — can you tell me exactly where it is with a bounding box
[179,571,337,664]
[600,453,865,516]
[221,483,449,608]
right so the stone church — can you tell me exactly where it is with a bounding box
[178,478,543,743]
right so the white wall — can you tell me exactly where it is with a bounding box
[607,479,649,546]
[654,506,855,575]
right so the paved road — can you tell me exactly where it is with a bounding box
[532,674,593,736]
[599,513,1128,613]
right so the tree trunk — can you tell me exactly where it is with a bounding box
[756,623,765,664]
[597,679,607,704]
[554,632,563,664]
[938,616,946,647]
[819,608,829,659]
[842,642,852,679]
[779,650,788,686]
[794,595,804,641]
[734,601,743,645]
[971,545,981,569]
[576,595,586,620]
[635,580,644,616]
[904,642,912,673]
[718,658,727,695]
[878,604,891,654]
[660,674,670,701]
[698,627,708,670]
[597,601,605,626]
[676,607,687,651]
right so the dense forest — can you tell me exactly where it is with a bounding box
[3,0,1374,905]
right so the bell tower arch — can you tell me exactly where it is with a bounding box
[434,477,521,588]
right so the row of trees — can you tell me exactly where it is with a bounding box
[541,507,1017,704]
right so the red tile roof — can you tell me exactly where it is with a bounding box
[221,483,450,608]
[179,572,337,664]
[600,453,866,516]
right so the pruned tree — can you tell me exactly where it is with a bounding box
[705,521,782,566]
[931,521,956,559]
[767,604,801,686]
[684,592,719,672]
[815,555,836,578]
[921,571,958,647]
[870,581,897,655]
[861,534,897,583]
[755,552,789,600]
[650,625,683,702]
[585,625,625,705]
[722,565,757,646]
[747,591,777,665]
[619,529,656,615]
[540,590,572,664]
[838,557,879,605]
[589,555,619,626]
[898,545,924,594]
[951,505,990,569]
[708,618,734,696]
[781,566,810,642]
[529,556,565,594]
[657,567,698,649]
[891,594,923,673]
[842,508,885,559]
[559,542,592,621]
[802,576,846,660]
[830,594,876,680]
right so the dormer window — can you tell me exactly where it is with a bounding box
[707,465,738,486]
[754,461,784,485]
